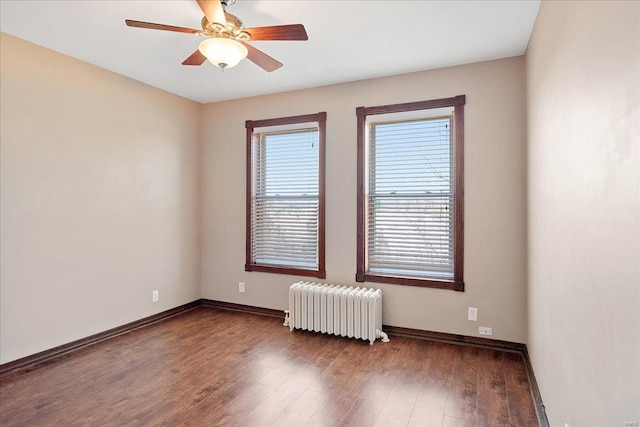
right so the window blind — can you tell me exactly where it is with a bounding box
[252,128,319,269]
[367,117,454,279]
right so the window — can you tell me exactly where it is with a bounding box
[356,96,465,291]
[246,112,326,278]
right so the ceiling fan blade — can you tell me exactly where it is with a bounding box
[182,50,207,66]
[241,42,283,72]
[244,24,308,41]
[197,0,226,25]
[125,19,200,34]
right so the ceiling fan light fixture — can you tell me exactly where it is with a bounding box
[198,37,248,69]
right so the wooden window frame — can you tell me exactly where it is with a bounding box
[356,96,465,291]
[245,112,326,279]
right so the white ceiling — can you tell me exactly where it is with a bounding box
[0,0,540,104]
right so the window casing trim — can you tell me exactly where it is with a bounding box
[245,112,326,279]
[356,96,465,291]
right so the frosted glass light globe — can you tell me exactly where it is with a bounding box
[198,38,248,69]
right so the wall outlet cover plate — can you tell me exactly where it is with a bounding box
[479,327,492,336]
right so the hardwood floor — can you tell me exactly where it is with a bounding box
[0,307,539,426]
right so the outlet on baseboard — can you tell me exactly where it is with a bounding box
[152,290,159,303]
[479,327,492,336]
[239,282,245,293]
[468,307,478,321]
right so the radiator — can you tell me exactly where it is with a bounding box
[286,281,389,345]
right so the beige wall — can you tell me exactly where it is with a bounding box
[527,1,640,425]
[201,56,528,343]
[0,33,202,364]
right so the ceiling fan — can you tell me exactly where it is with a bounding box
[125,0,308,72]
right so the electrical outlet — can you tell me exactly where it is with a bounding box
[239,282,245,293]
[152,290,159,303]
[468,307,478,321]
[479,327,492,336]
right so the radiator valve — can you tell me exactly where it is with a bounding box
[283,310,290,327]
[377,329,390,343]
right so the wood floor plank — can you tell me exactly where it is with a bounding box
[308,339,377,397]
[356,336,413,404]
[373,383,420,426]
[425,341,457,384]
[240,385,302,426]
[373,338,428,426]
[0,307,540,426]
[340,398,384,427]
[205,382,276,426]
[305,396,359,427]
[408,384,448,427]
[442,415,476,427]
[269,388,328,426]
[503,352,539,426]
[306,339,397,426]
[476,349,510,426]
[444,346,480,422]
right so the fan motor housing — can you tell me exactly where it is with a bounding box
[200,13,247,40]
